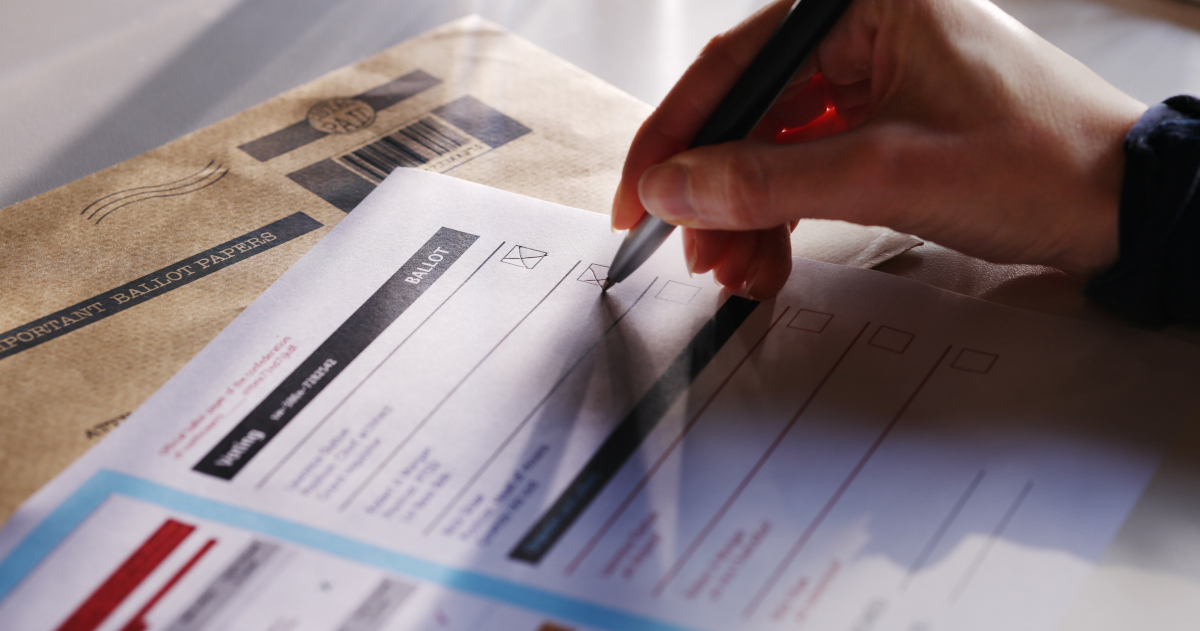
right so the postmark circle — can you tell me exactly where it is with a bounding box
[307,98,376,134]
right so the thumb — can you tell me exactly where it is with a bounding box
[637,124,910,232]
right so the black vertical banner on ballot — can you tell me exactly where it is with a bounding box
[194,227,479,480]
[510,296,761,563]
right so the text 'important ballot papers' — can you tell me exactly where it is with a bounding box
[2,170,1198,631]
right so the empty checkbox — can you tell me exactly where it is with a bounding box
[869,326,915,354]
[787,309,834,333]
[952,349,999,374]
[656,281,700,304]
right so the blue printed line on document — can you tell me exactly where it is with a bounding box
[0,470,700,631]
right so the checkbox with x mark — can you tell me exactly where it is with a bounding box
[501,245,548,269]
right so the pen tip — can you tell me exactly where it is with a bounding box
[601,279,615,292]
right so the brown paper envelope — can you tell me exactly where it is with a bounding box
[0,16,919,524]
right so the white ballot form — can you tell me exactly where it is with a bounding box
[1,170,1197,631]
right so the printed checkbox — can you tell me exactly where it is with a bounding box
[787,309,833,333]
[655,281,701,304]
[952,348,999,374]
[501,245,547,269]
[578,264,609,287]
[869,326,915,354]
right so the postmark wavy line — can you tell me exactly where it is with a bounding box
[93,167,230,225]
[85,163,227,222]
[81,160,218,218]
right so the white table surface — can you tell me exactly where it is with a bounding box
[3,0,1200,628]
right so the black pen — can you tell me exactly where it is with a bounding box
[602,0,855,291]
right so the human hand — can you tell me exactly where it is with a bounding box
[611,0,1146,298]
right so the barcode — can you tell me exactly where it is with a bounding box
[336,117,477,183]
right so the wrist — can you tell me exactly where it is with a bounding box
[1084,96,1200,324]
[1047,90,1145,279]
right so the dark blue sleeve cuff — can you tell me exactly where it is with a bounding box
[1083,95,1200,325]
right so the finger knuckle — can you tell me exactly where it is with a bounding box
[858,127,931,228]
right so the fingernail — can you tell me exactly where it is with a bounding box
[744,261,760,298]
[745,278,762,299]
[639,163,695,222]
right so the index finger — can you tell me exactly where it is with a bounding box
[612,0,799,230]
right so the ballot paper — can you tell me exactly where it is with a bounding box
[0,170,1195,631]
[0,16,920,525]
